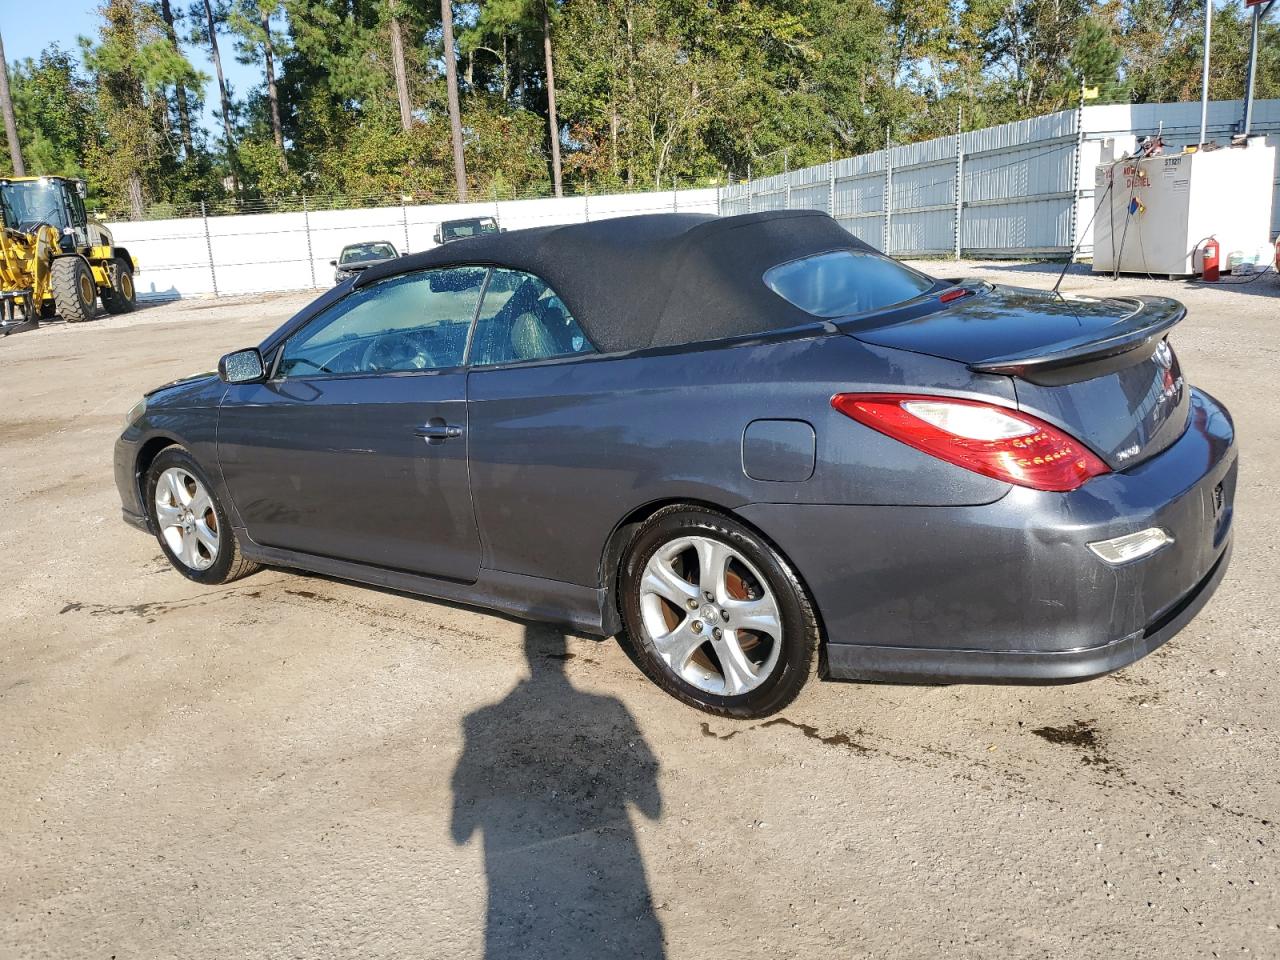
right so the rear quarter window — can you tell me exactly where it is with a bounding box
[764,249,934,318]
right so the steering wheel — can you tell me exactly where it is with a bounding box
[360,330,438,373]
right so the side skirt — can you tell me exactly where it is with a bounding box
[237,530,615,637]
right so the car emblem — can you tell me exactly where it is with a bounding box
[1154,340,1173,370]
[1213,482,1225,515]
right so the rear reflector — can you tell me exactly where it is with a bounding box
[831,393,1110,492]
[1088,528,1174,564]
[939,288,969,304]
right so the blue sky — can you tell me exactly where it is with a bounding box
[2,0,259,136]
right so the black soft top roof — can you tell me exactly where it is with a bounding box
[355,210,873,353]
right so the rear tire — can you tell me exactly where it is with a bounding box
[145,446,260,585]
[100,257,137,314]
[50,256,97,323]
[618,505,818,719]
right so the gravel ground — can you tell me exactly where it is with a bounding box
[1,263,1277,959]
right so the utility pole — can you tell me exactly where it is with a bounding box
[440,0,468,201]
[389,0,413,132]
[1241,0,1273,136]
[1198,0,1212,145]
[0,31,25,176]
[543,0,563,197]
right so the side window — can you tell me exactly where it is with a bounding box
[469,269,594,366]
[278,267,486,378]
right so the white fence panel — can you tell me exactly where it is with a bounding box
[108,188,717,299]
[108,217,216,301]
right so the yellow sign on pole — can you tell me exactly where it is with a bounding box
[1082,86,1100,100]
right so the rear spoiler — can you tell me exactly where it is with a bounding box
[969,296,1185,381]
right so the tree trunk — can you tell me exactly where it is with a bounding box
[158,0,195,158]
[440,0,467,200]
[261,9,286,171]
[0,31,25,176]
[542,0,562,197]
[389,0,413,132]
[127,172,145,221]
[501,32,509,101]
[624,4,634,187]
[201,0,239,197]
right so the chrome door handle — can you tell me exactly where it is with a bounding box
[415,422,463,443]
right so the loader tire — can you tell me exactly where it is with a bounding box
[101,257,137,314]
[50,257,97,323]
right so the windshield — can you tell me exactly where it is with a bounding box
[764,249,935,318]
[0,181,69,231]
[442,218,498,239]
[339,242,397,265]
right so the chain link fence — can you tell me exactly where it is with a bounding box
[721,99,1280,260]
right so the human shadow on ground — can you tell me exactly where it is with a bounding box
[450,625,666,959]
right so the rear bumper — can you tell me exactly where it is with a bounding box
[739,387,1236,684]
[825,538,1230,682]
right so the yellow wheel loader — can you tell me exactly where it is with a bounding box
[0,176,138,329]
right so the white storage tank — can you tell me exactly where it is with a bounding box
[1092,138,1276,277]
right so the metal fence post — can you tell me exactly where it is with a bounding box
[200,201,218,298]
[1068,91,1086,259]
[954,110,964,260]
[303,196,317,288]
[882,131,893,253]
[673,177,679,212]
[401,200,411,253]
[584,190,590,222]
[828,159,836,218]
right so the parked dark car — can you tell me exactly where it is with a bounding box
[330,241,399,284]
[434,216,501,245]
[115,211,1235,718]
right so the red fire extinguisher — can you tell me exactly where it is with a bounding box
[1201,237,1220,283]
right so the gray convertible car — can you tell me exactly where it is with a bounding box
[115,211,1235,718]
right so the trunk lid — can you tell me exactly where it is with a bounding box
[845,283,1190,470]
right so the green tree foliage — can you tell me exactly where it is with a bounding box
[4,0,1277,217]
[6,46,98,179]
[81,0,208,216]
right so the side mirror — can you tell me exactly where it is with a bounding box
[329,259,337,267]
[433,229,442,244]
[218,348,266,384]
[75,180,87,199]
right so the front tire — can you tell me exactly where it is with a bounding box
[50,256,97,323]
[145,447,260,585]
[618,505,818,719]
[101,257,137,314]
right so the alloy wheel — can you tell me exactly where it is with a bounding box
[638,535,783,696]
[154,467,219,571]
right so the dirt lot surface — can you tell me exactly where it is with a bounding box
[2,264,1278,959]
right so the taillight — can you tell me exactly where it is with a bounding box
[831,393,1110,492]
